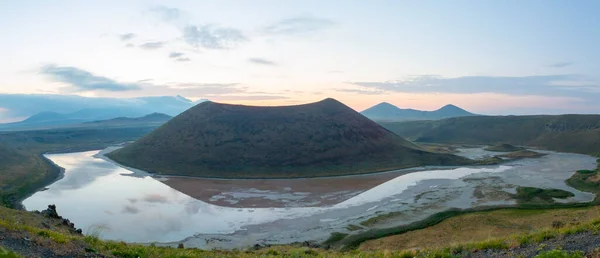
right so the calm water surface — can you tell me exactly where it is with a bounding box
[23,148,597,248]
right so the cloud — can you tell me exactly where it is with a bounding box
[40,64,141,92]
[149,5,181,22]
[347,75,600,100]
[139,41,165,50]
[124,43,134,48]
[169,83,242,95]
[183,25,247,49]
[209,95,289,101]
[119,33,135,41]
[546,62,574,68]
[168,52,190,62]
[328,70,344,74]
[248,57,277,66]
[263,16,334,35]
[169,52,184,58]
[336,88,386,95]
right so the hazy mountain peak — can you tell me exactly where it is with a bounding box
[361,102,477,122]
[435,104,474,115]
[440,104,460,109]
[175,95,192,103]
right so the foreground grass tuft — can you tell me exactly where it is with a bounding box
[0,247,21,258]
[535,249,584,258]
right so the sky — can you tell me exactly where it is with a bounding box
[1,0,599,115]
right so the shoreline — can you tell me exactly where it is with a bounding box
[16,154,68,210]
[14,144,130,210]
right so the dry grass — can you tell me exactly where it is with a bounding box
[360,206,600,251]
[587,173,600,184]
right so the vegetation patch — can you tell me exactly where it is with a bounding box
[513,187,574,205]
[473,156,503,165]
[359,212,403,227]
[497,150,546,160]
[0,247,21,258]
[566,156,600,195]
[485,143,525,152]
[345,224,362,231]
[323,232,348,245]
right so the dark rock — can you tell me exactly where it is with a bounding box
[177,243,184,249]
[76,229,82,234]
[41,204,61,219]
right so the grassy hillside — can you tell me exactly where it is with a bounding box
[380,114,600,155]
[109,99,471,178]
[0,126,158,208]
[360,206,600,252]
[2,204,600,257]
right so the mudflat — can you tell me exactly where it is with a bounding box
[160,169,420,208]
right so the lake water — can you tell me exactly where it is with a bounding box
[23,147,597,249]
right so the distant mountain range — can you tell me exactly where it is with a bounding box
[0,94,202,123]
[361,102,477,121]
[0,111,173,131]
[85,113,172,127]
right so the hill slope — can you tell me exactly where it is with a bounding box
[84,113,172,127]
[109,98,470,178]
[380,115,600,155]
[361,102,476,121]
